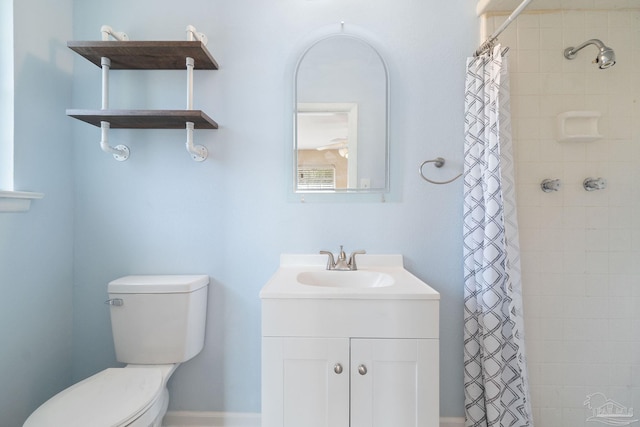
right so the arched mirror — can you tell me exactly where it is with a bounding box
[294,33,389,193]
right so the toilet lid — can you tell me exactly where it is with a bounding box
[24,368,163,427]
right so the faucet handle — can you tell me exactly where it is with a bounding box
[348,250,366,270]
[338,245,346,261]
[319,250,336,270]
[583,177,607,191]
[540,178,561,193]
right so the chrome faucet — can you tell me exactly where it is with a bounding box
[320,246,366,271]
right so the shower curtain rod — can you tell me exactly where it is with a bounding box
[474,0,533,56]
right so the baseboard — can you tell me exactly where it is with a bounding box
[163,411,261,427]
[162,411,465,427]
[440,417,465,427]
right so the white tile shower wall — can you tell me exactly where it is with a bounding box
[488,9,640,427]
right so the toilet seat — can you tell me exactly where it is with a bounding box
[24,367,164,427]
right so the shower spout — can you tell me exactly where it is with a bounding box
[564,39,616,69]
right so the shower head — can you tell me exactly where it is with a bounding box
[564,39,616,69]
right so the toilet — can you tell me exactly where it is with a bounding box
[24,274,209,427]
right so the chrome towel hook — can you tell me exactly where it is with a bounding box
[419,157,462,185]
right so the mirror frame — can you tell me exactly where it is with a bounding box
[292,32,390,195]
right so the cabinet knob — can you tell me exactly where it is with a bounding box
[358,364,367,375]
[334,363,343,374]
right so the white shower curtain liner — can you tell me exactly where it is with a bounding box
[462,45,533,427]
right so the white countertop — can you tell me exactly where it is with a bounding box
[260,254,440,300]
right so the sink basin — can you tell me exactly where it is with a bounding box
[297,270,394,288]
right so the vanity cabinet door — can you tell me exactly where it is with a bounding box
[350,338,439,427]
[262,337,350,427]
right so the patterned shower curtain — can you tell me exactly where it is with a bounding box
[462,45,533,427]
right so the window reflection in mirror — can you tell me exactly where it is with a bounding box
[294,34,388,193]
[297,103,357,190]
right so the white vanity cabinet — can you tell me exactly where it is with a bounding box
[262,337,350,426]
[260,254,440,427]
[262,336,438,427]
[350,338,438,427]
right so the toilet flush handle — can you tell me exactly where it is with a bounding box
[104,298,123,306]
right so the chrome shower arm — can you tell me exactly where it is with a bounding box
[564,39,604,59]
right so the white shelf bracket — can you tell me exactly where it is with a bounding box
[184,56,206,161]
[101,25,129,41]
[186,122,207,161]
[99,56,129,161]
[101,57,110,110]
[186,25,207,45]
[100,121,130,161]
[186,56,194,109]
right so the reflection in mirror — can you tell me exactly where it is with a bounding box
[297,103,357,189]
[294,34,388,193]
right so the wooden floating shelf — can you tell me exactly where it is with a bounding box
[67,41,219,70]
[66,109,219,129]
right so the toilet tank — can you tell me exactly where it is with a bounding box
[107,275,209,364]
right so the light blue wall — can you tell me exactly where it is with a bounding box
[67,0,477,418]
[0,0,75,425]
[70,0,476,416]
